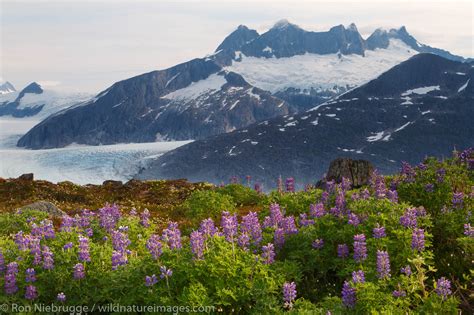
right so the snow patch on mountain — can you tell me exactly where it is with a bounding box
[402,85,440,96]
[226,39,417,94]
[162,73,227,101]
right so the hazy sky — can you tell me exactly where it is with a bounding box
[1,0,472,93]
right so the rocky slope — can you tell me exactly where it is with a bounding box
[137,54,474,187]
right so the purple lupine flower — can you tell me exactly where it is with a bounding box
[4,262,19,295]
[464,223,474,237]
[42,246,54,270]
[160,266,172,279]
[241,212,262,245]
[190,231,205,260]
[29,236,42,266]
[237,232,250,251]
[400,208,418,228]
[330,207,342,217]
[285,177,295,192]
[230,176,239,184]
[299,213,314,227]
[14,231,29,251]
[57,292,66,302]
[98,204,121,232]
[221,212,238,243]
[145,274,158,287]
[371,170,387,199]
[415,206,427,217]
[347,213,360,227]
[254,182,263,193]
[111,251,128,270]
[25,285,38,300]
[277,176,284,193]
[376,250,391,279]
[129,208,138,216]
[341,281,356,308]
[41,219,55,239]
[452,192,464,208]
[387,190,398,203]
[162,222,182,250]
[283,282,297,308]
[63,242,73,251]
[341,177,352,192]
[261,243,275,264]
[373,224,386,239]
[335,191,346,211]
[411,228,425,251]
[310,203,326,218]
[118,225,129,233]
[111,230,131,252]
[424,184,434,193]
[321,191,330,204]
[417,163,428,171]
[392,289,406,297]
[436,168,446,183]
[146,234,163,260]
[352,270,365,284]
[360,188,370,200]
[401,161,416,183]
[0,250,5,273]
[280,216,298,234]
[140,209,150,227]
[351,193,360,201]
[325,180,335,193]
[263,203,284,228]
[84,227,93,237]
[435,277,452,300]
[25,268,36,282]
[353,234,367,263]
[78,236,91,262]
[77,209,94,229]
[73,263,85,279]
[198,218,218,238]
[274,228,285,248]
[312,239,324,249]
[400,266,412,276]
[30,223,42,237]
[338,244,349,259]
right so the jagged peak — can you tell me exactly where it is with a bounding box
[346,23,358,32]
[271,19,300,30]
[21,82,43,95]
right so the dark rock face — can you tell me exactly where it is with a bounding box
[137,54,474,187]
[237,20,367,58]
[216,25,259,52]
[366,27,465,62]
[19,201,65,217]
[18,173,34,181]
[322,158,374,187]
[17,64,292,148]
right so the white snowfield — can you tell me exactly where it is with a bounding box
[0,117,190,184]
[226,39,417,94]
[161,73,227,101]
[0,89,92,119]
[401,85,440,96]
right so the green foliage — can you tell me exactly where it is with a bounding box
[182,190,236,224]
[215,184,262,206]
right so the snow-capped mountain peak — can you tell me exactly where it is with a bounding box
[271,19,300,30]
[0,81,16,95]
